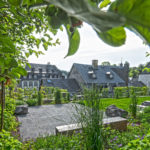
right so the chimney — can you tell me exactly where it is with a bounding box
[92,60,98,69]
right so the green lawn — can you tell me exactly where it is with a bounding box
[101,96,150,111]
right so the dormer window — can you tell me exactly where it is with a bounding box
[39,68,42,73]
[88,70,97,79]
[31,68,35,72]
[106,72,113,79]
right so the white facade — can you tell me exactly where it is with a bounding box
[22,80,39,89]
[138,74,150,87]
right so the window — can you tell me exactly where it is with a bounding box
[34,81,38,87]
[34,74,37,79]
[24,81,27,87]
[31,68,35,72]
[29,81,33,87]
[29,74,32,79]
[39,68,42,73]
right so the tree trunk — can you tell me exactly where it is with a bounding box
[0,81,5,131]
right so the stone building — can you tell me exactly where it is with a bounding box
[138,62,150,87]
[68,60,129,88]
[19,63,64,89]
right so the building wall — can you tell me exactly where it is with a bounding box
[21,80,39,89]
[68,66,85,86]
[138,74,150,87]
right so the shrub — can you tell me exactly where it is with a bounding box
[26,99,37,106]
[129,92,138,118]
[15,100,26,106]
[54,88,61,104]
[138,106,150,123]
[0,130,22,150]
[67,92,70,101]
[0,109,18,132]
[37,91,43,105]
[121,131,150,150]
[101,88,109,98]
[75,87,104,150]
[23,134,83,150]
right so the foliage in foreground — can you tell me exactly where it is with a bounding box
[75,87,104,150]
[0,130,22,150]
[23,134,84,150]
[121,130,150,150]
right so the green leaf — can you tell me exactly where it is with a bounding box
[96,27,126,46]
[100,0,111,9]
[46,0,125,32]
[43,42,48,50]
[4,58,18,68]
[25,52,30,58]
[26,63,31,69]
[128,24,150,45]
[9,71,20,79]
[109,0,150,45]
[12,67,27,76]
[64,25,80,57]
[0,57,5,67]
[0,77,6,82]
[8,0,21,6]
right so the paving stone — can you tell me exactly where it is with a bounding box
[56,117,127,135]
[15,105,28,115]
[141,101,150,106]
[17,103,80,141]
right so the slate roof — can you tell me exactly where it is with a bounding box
[43,79,81,93]
[129,81,145,87]
[71,63,126,85]
[25,63,61,73]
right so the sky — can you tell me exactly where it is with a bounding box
[29,23,150,71]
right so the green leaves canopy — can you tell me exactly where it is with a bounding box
[109,0,150,45]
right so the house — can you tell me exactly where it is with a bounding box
[19,63,80,94]
[129,77,145,87]
[19,63,65,89]
[68,60,129,88]
[138,62,150,87]
[42,79,81,94]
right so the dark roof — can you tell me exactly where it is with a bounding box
[25,63,61,73]
[129,81,145,87]
[71,63,125,85]
[43,79,81,93]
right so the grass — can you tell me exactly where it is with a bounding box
[101,96,150,111]
[76,96,150,111]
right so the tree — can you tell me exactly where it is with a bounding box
[0,0,59,130]
[101,61,111,66]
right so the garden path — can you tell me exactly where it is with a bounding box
[17,103,81,141]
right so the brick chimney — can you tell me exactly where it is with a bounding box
[92,60,98,69]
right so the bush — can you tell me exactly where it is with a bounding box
[138,106,150,123]
[129,92,138,118]
[0,109,18,131]
[23,134,83,150]
[0,98,18,131]
[54,88,61,104]
[5,98,16,112]
[75,87,104,150]
[67,92,70,101]
[121,131,150,150]
[0,130,22,150]
[15,100,26,106]
[26,99,37,106]
[37,91,43,105]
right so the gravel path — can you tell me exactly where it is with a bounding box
[17,103,79,141]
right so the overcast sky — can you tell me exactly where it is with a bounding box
[29,23,150,71]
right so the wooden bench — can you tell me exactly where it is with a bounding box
[56,117,127,135]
